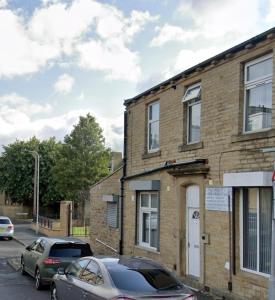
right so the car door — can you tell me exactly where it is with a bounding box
[57,259,90,300]
[80,260,106,300]
[23,239,39,275]
[29,239,44,276]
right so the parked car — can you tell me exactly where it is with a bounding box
[20,237,93,290]
[0,216,14,240]
[51,256,197,300]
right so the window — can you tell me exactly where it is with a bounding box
[138,192,159,249]
[241,188,272,275]
[81,260,104,285]
[66,259,90,278]
[183,83,201,144]
[107,202,118,228]
[244,54,273,132]
[49,243,92,257]
[148,101,159,152]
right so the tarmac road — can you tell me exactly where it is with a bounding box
[0,238,49,300]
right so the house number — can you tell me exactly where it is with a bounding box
[192,210,200,219]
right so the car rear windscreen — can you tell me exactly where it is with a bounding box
[108,267,187,293]
[49,243,92,258]
[0,219,11,224]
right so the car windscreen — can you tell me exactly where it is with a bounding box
[107,267,185,293]
[0,219,11,224]
[49,243,92,258]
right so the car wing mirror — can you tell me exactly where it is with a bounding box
[25,245,31,251]
[57,267,65,275]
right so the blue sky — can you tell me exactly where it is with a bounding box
[0,0,274,152]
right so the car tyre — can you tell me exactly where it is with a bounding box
[51,284,58,300]
[8,237,13,240]
[20,258,27,275]
[35,268,43,290]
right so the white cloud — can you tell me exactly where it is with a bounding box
[0,0,158,82]
[0,94,123,151]
[163,47,223,79]
[0,0,8,8]
[151,24,198,47]
[178,0,261,39]
[54,73,75,94]
[266,0,275,23]
[77,39,141,82]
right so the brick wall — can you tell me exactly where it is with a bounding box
[124,37,275,299]
[90,168,122,255]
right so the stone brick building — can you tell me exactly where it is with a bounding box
[90,27,275,299]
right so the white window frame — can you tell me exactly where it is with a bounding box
[240,188,270,278]
[183,83,201,144]
[147,101,160,153]
[243,54,273,133]
[138,192,158,250]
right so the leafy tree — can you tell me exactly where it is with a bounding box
[0,137,63,207]
[53,114,111,200]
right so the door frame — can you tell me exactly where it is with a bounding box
[186,185,200,278]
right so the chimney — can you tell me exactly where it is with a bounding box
[111,152,122,172]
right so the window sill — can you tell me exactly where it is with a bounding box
[142,150,161,159]
[178,141,203,152]
[135,245,160,254]
[240,267,269,279]
[231,129,275,143]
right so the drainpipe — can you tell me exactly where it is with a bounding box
[119,110,128,255]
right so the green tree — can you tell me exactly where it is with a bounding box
[53,114,111,201]
[0,137,63,207]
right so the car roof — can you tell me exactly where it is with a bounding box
[40,237,89,245]
[0,216,11,220]
[97,256,165,270]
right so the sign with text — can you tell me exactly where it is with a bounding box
[205,187,232,212]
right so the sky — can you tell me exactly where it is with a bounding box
[0,0,274,152]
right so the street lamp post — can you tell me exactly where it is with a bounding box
[26,150,40,235]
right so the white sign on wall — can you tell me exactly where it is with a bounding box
[205,187,232,212]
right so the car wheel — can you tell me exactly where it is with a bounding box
[35,268,43,290]
[8,237,12,240]
[20,258,27,275]
[51,284,58,300]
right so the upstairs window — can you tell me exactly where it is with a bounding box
[148,101,159,152]
[244,54,273,132]
[183,83,201,144]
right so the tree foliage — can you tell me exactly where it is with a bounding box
[0,137,63,207]
[0,114,111,207]
[53,114,111,201]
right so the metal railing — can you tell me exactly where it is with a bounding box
[96,238,118,254]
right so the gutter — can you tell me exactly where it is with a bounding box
[119,110,128,255]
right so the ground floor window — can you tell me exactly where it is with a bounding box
[138,192,159,250]
[242,187,272,275]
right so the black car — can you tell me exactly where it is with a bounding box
[21,237,93,289]
[51,255,197,299]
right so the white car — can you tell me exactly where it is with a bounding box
[0,216,14,240]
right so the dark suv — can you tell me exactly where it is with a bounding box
[20,237,93,290]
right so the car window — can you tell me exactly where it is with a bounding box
[35,241,45,254]
[81,260,104,285]
[0,219,11,224]
[107,267,183,292]
[29,240,39,251]
[49,243,92,258]
[66,259,90,278]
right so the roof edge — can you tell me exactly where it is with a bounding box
[124,26,275,106]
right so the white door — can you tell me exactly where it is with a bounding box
[186,185,200,278]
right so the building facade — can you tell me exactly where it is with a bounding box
[122,27,275,299]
